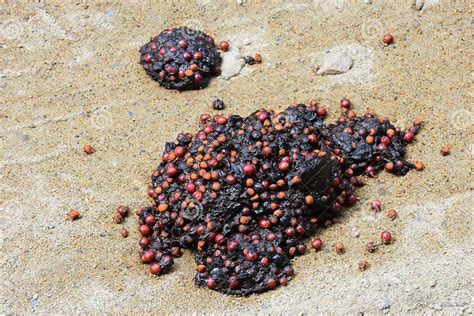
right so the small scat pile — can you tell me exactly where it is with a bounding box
[136,102,421,295]
[140,27,222,90]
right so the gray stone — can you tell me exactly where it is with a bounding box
[221,45,245,80]
[316,50,353,76]
[414,0,424,10]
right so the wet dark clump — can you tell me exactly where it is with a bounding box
[137,102,421,295]
[140,27,222,90]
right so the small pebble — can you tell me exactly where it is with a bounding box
[351,227,360,238]
[317,50,353,76]
[414,0,424,10]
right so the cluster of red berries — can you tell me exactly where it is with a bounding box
[136,101,420,295]
[140,27,223,90]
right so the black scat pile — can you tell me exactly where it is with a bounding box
[136,103,421,295]
[140,27,222,90]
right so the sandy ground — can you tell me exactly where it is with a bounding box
[1,0,473,314]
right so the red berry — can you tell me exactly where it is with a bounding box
[257,111,268,122]
[242,164,256,176]
[206,277,216,288]
[139,237,150,248]
[316,107,327,116]
[178,39,188,49]
[229,277,239,287]
[215,116,228,125]
[141,250,154,263]
[183,51,192,61]
[83,144,93,155]
[174,146,185,157]
[145,214,155,225]
[245,252,258,261]
[311,237,322,251]
[267,278,277,289]
[185,183,196,193]
[225,174,237,185]
[340,98,351,109]
[68,210,80,220]
[218,40,229,51]
[149,263,161,275]
[215,234,225,245]
[139,224,151,236]
[144,53,152,63]
[199,113,210,123]
[258,218,271,229]
[380,231,392,244]
[278,161,290,172]
[383,34,394,45]
[403,131,414,143]
[227,240,238,252]
[194,51,203,60]
[194,73,203,84]
[380,136,391,145]
[166,165,178,177]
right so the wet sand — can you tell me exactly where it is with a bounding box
[0,0,472,313]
